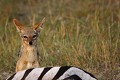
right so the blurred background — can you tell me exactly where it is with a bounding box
[0,0,120,80]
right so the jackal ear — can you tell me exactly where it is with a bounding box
[13,19,24,32]
[34,18,45,32]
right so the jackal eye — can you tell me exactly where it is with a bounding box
[33,35,37,38]
[23,36,28,38]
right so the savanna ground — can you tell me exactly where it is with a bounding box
[0,0,120,80]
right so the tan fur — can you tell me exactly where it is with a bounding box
[13,18,45,72]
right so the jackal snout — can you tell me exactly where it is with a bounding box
[21,31,39,46]
[22,35,35,45]
[29,41,32,45]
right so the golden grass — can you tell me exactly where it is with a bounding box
[0,0,120,80]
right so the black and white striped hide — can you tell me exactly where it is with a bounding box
[7,66,97,80]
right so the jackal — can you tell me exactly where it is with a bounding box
[13,18,45,72]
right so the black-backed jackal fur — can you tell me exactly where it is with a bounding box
[13,18,45,72]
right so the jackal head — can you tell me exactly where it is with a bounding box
[13,18,45,46]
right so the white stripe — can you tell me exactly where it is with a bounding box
[59,67,96,80]
[42,67,60,80]
[12,70,26,80]
[25,68,44,80]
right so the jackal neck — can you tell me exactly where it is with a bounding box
[19,40,39,57]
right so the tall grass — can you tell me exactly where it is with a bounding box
[0,0,120,80]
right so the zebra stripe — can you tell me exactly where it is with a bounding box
[63,75,82,80]
[7,73,16,80]
[52,66,71,80]
[6,66,97,80]
[41,67,60,80]
[21,68,34,80]
[25,68,44,80]
[58,67,96,80]
[37,67,52,80]
[79,68,96,79]
[8,69,26,80]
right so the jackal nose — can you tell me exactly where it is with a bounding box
[29,41,32,45]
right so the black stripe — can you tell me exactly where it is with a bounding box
[52,66,71,80]
[38,67,52,80]
[63,75,82,80]
[7,73,16,80]
[21,68,34,80]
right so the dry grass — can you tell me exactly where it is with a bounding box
[0,0,120,80]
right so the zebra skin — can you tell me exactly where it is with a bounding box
[6,66,97,80]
